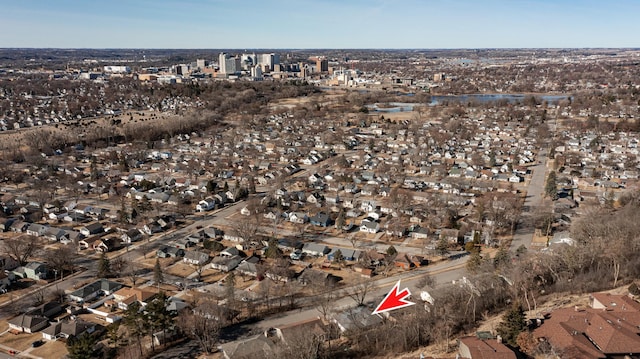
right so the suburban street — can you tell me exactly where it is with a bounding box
[510,149,548,252]
[238,255,468,333]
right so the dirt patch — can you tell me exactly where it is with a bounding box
[197,268,226,285]
[166,262,196,278]
[0,330,42,352]
[30,339,68,359]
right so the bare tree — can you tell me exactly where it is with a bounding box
[3,235,39,266]
[176,303,222,354]
[126,261,141,287]
[232,219,259,245]
[347,279,374,306]
[46,245,78,279]
[312,283,336,321]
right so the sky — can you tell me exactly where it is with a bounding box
[1,0,639,49]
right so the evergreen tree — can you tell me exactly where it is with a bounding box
[89,156,99,181]
[493,246,511,269]
[206,180,217,194]
[466,251,484,273]
[436,238,449,257]
[97,252,111,278]
[264,238,283,259]
[544,171,558,199]
[153,258,164,284]
[497,303,527,347]
[333,249,344,264]
[123,301,146,357]
[203,239,225,252]
[145,292,174,351]
[248,176,256,194]
[118,200,129,224]
[106,323,122,349]
[335,210,346,229]
[67,333,97,359]
[225,271,236,304]
[386,245,398,256]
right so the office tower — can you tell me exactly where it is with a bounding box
[316,57,329,73]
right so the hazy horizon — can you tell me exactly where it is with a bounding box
[2,0,639,49]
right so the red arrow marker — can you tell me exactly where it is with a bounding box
[372,280,415,315]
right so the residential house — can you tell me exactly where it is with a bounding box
[121,228,143,244]
[220,247,240,257]
[359,221,379,234]
[411,226,430,240]
[183,251,210,266]
[44,227,68,242]
[210,255,242,272]
[236,260,259,277]
[196,197,216,212]
[42,319,96,341]
[25,223,48,237]
[0,255,19,271]
[112,287,157,310]
[298,268,341,287]
[274,317,327,344]
[9,220,28,233]
[9,313,49,333]
[218,333,277,359]
[0,218,16,232]
[156,246,185,258]
[172,237,198,249]
[12,261,48,280]
[310,212,332,227]
[93,237,120,253]
[533,292,640,359]
[332,306,383,333]
[302,243,330,257]
[394,254,426,270]
[288,212,308,224]
[9,301,63,333]
[80,222,104,237]
[327,248,361,261]
[201,227,223,239]
[458,334,516,359]
[67,279,123,304]
[277,238,302,252]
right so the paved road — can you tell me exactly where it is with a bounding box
[510,149,548,252]
[247,256,468,332]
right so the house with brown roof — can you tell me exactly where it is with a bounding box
[111,287,157,310]
[533,293,640,359]
[458,335,516,359]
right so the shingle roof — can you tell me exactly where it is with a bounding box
[534,294,640,358]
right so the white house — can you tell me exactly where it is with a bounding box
[196,198,216,212]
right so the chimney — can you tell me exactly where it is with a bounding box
[496,335,502,344]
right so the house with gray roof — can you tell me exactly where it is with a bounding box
[302,243,330,257]
[332,306,383,333]
[183,251,210,266]
[218,333,276,359]
[42,318,96,341]
[9,313,49,333]
[12,261,48,280]
[210,255,242,272]
[67,279,123,303]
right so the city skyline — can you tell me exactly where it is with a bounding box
[1,0,639,49]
